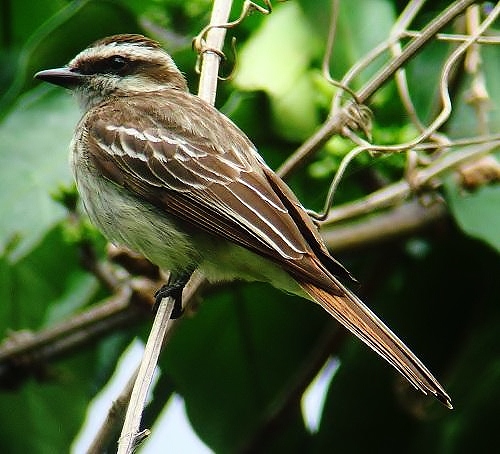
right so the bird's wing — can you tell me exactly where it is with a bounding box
[85,95,348,288]
[84,94,451,408]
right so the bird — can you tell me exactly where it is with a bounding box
[35,34,452,408]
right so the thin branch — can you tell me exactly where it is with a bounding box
[320,0,361,104]
[307,0,499,222]
[323,140,499,225]
[117,295,176,454]
[464,4,490,135]
[322,198,448,253]
[401,31,500,44]
[321,0,339,84]
[114,1,236,450]
[0,284,145,363]
[389,0,429,133]
[195,0,273,100]
[197,0,233,103]
[87,271,209,453]
[87,369,139,453]
[357,0,477,103]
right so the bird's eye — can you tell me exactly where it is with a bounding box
[108,56,129,73]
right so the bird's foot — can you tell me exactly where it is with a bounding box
[153,272,192,319]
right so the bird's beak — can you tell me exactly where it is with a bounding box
[34,67,85,89]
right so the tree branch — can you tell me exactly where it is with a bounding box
[323,140,498,225]
[114,1,235,451]
[87,368,139,454]
[117,294,176,453]
[197,0,232,104]
[0,282,151,390]
[322,198,448,253]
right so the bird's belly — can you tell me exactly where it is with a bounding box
[197,238,304,296]
[74,169,199,273]
[71,153,303,296]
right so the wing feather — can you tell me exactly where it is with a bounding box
[85,94,343,288]
[80,92,451,407]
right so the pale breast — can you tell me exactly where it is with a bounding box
[70,138,200,273]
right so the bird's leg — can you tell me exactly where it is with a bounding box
[154,271,193,319]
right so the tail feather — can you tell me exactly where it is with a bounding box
[300,281,452,409]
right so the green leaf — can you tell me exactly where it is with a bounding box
[447,44,500,138]
[445,179,500,253]
[0,87,79,260]
[163,283,328,453]
[0,355,93,454]
[299,0,396,82]
[0,225,102,453]
[1,0,140,112]
[0,225,96,334]
[406,41,451,123]
[234,2,321,141]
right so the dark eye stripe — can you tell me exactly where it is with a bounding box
[76,56,139,76]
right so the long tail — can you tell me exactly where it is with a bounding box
[300,281,452,408]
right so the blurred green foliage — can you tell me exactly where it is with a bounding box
[0,0,499,453]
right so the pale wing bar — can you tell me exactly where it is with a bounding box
[91,122,315,263]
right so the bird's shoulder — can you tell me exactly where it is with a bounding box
[84,89,263,171]
[88,90,246,141]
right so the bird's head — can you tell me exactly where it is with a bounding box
[35,34,187,110]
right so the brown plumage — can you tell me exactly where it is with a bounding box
[35,34,452,408]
